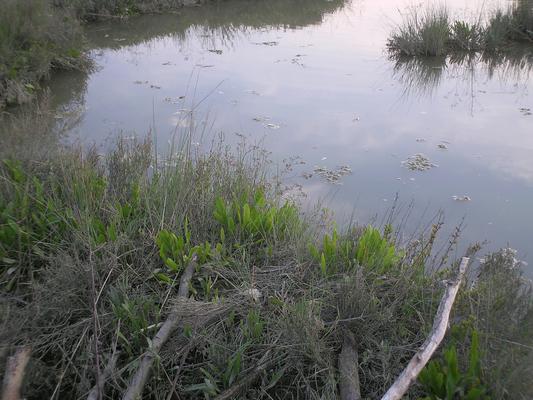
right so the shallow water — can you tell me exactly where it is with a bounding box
[47,0,533,272]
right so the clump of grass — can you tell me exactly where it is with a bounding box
[388,6,452,56]
[0,0,87,108]
[388,0,533,57]
[1,130,532,399]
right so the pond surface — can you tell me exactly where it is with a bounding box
[48,0,533,272]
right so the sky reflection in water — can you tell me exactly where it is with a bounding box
[48,0,533,273]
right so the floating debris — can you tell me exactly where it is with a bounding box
[519,107,532,116]
[162,61,173,66]
[196,64,215,68]
[164,96,185,104]
[173,108,192,115]
[291,54,306,67]
[265,123,280,130]
[415,138,426,142]
[253,41,279,46]
[437,143,448,150]
[208,49,223,54]
[113,38,126,42]
[452,195,471,202]
[252,116,270,122]
[150,84,161,89]
[133,80,149,85]
[312,165,352,184]
[402,153,438,171]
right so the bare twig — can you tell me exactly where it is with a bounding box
[381,257,469,400]
[338,331,361,400]
[122,255,197,400]
[1,346,31,400]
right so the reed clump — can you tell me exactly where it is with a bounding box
[388,0,533,57]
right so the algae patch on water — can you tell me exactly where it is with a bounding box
[402,153,438,171]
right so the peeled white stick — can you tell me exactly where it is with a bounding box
[1,346,31,400]
[123,256,197,400]
[381,257,469,400]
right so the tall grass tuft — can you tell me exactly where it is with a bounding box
[388,0,533,57]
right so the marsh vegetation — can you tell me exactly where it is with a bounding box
[388,0,533,57]
[2,0,533,398]
[1,101,533,398]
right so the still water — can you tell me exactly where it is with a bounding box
[48,0,533,272]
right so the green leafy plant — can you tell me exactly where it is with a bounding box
[355,225,401,273]
[418,331,490,400]
[0,160,71,287]
[155,219,213,283]
[309,227,355,276]
[309,225,402,276]
[213,190,299,247]
[109,282,158,357]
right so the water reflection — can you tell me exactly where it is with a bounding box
[392,46,533,103]
[18,0,533,273]
[85,0,348,50]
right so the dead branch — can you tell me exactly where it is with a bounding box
[1,346,31,400]
[381,257,469,400]
[338,331,361,400]
[122,255,197,400]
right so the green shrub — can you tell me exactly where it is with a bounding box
[418,331,490,400]
[213,190,300,249]
[308,225,402,276]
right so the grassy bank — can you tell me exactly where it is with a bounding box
[0,0,88,108]
[0,116,532,398]
[388,0,533,57]
[0,0,194,109]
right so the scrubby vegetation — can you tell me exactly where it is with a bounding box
[0,0,194,108]
[0,122,532,399]
[388,0,533,57]
[0,0,86,107]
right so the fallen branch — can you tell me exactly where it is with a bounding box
[338,331,361,400]
[381,257,469,400]
[1,346,31,400]
[122,255,197,400]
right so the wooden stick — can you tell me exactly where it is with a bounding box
[381,257,469,400]
[338,331,361,400]
[1,346,31,400]
[122,255,197,400]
